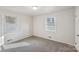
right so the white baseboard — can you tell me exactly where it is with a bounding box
[6,34,32,44]
[33,34,74,46]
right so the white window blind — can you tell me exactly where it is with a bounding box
[45,16,56,33]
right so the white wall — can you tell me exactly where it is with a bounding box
[75,7,79,51]
[33,8,75,45]
[0,9,32,43]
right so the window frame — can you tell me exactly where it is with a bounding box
[45,16,56,33]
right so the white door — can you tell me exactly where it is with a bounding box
[75,7,79,51]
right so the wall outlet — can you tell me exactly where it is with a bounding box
[75,42,77,45]
[7,39,11,42]
[48,36,52,39]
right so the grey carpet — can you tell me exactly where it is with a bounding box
[1,36,77,52]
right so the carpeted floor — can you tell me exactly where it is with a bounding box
[1,36,77,52]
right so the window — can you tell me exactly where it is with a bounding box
[5,16,17,33]
[45,16,56,33]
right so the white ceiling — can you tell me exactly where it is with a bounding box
[0,6,74,16]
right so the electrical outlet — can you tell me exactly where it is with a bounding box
[75,42,77,45]
[48,36,52,39]
[7,40,11,42]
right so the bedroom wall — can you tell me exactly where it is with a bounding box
[0,9,32,43]
[33,8,75,46]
